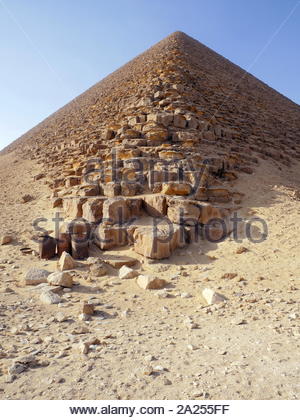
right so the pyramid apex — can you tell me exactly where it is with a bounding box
[167,30,190,40]
[170,30,188,36]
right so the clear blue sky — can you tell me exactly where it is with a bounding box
[0,0,299,150]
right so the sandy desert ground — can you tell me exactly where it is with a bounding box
[0,151,299,400]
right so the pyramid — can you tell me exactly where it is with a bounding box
[3,31,300,260]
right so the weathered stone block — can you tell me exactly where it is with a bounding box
[102,198,131,225]
[207,187,231,203]
[57,222,72,257]
[94,225,128,250]
[143,195,167,217]
[173,114,186,128]
[145,127,169,143]
[65,176,81,188]
[102,182,121,197]
[82,198,105,223]
[161,182,192,196]
[39,235,57,259]
[167,198,201,225]
[158,150,185,159]
[126,198,143,218]
[71,236,89,259]
[63,198,86,219]
[133,223,185,259]
[121,182,137,196]
[102,128,115,140]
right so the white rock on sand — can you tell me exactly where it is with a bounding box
[24,268,51,286]
[202,288,227,305]
[40,291,61,304]
[119,265,138,279]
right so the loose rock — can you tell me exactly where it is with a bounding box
[89,263,107,277]
[202,288,227,305]
[40,291,62,304]
[119,266,138,279]
[24,268,51,286]
[47,271,73,288]
[21,194,34,203]
[137,274,167,290]
[82,302,95,315]
[58,251,76,271]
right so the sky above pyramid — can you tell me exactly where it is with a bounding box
[0,0,299,150]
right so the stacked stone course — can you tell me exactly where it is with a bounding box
[3,32,299,259]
